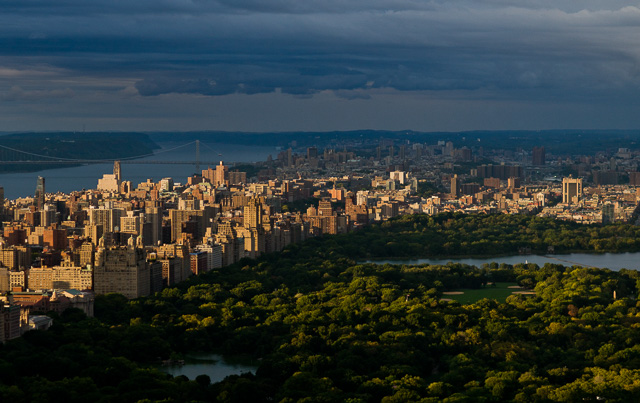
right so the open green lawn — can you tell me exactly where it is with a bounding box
[442,282,528,304]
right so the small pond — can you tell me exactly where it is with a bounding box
[159,353,258,383]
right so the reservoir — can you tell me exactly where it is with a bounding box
[368,252,640,271]
[159,353,258,383]
[0,142,276,199]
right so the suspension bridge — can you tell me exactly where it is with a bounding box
[0,140,224,172]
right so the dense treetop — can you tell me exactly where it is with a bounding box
[3,213,640,402]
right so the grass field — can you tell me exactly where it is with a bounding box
[442,282,526,304]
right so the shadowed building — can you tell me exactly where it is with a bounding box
[532,146,545,166]
[93,237,150,299]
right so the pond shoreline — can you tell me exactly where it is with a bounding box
[363,251,640,271]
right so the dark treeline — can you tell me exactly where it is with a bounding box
[3,213,640,401]
[332,212,640,258]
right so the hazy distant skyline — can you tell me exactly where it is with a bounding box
[2,1,640,132]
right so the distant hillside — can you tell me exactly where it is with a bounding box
[0,132,159,173]
[147,129,640,155]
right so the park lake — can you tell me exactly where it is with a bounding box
[162,253,636,380]
[367,252,640,272]
[158,353,258,382]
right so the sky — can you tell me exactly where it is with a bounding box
[1,1,640,132]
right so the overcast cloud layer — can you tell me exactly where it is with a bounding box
[1,1,640,132]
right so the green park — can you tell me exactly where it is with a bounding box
[3,213,640,401]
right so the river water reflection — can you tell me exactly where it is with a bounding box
[0,142,277,199]
[368,252,640,271]
[159,353,258,382]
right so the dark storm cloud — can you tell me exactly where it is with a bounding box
[1,86,75,102]
[2,1,640,106]
[134,64,370,97]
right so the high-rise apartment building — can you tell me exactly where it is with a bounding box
[286,148,293,167]
[157,243,190,282]
[562,177,583,204]
[90,207,124,233]
[629,172,640,186]
[113,160,121,181]
[0,303,21,342]
[170,209,204,243]
[35,176,45,210]
[228,171,247,185]
[477,164,523,180]
[145,207,163,246]
[79,242,94,267]
[0,268,10,292]
[159,177,173,192]
[0,244,30,270]
[189,251,208,275]
[602,203,615,224]
[483,178,501,188]
[43,227,66,250]
[94,241,150,299]
[307,147,318,159]
[318,200,333,216]
[532,146,546,166]
[120,212,142,238]
[214,161,228,187]
[195,243,223,270]
[451,175,459,197]
[243,198,263,229]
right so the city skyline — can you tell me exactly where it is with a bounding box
[2,1,640,132]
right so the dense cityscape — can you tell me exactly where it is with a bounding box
[3,132,640,400]
[5,0,640,400]
[3,134,640,340]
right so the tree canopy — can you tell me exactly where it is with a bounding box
[3,213,640,402]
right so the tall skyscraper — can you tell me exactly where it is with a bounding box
[451,174,459,197]
[35,176,45,210]
[214,161,228,187]
[145,207,163,246]
[243,198,263,229]
[286,148,293,167]
[562,177,582,204]
[113,160,121,181]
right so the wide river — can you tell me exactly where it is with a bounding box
[0,142,277,199]
[369,252,640,271]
